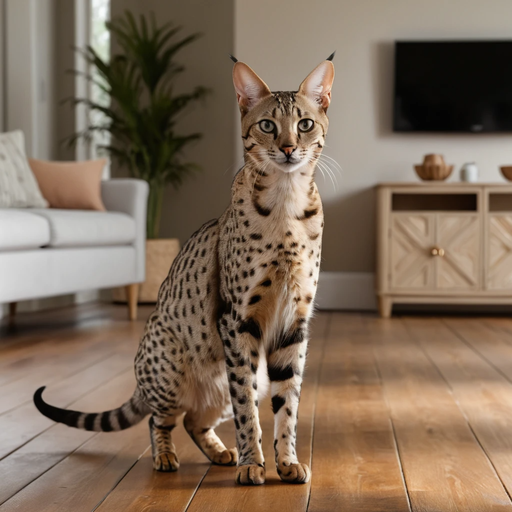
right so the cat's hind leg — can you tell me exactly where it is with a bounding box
[150,413,181,472]
[184,407,237,466]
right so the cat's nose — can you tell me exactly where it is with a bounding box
[280,145,296,158]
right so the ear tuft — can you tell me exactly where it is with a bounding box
[229,54,238,63]
[232,62,272,114]
[298,60,335,111]
[326,51,336,62]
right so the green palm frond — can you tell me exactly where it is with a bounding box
[71,10,210,238]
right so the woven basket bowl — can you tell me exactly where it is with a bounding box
[414,164,454,181]
[423,154,446,166]
[500,166,512,181]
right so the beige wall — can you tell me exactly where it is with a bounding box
[236,0,512,273]
[35,0,56,159]
[54,0,76,161]
[0,0,4,132]
[5,0,38,156]
[4,0,58,159]
[111,0,236,243]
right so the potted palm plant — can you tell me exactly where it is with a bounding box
[75,11,209,301]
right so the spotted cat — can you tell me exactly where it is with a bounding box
[34,54,335,485]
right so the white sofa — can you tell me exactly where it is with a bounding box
[0,178,148,320]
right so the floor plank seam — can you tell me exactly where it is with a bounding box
[463,412,512,505]
[441,319,512,386]
[0,350,121,418]
[0,330,127,371]
[305,312,332,512]
[183,463,214,512]
[0,314,108,351]
[482,319,512,340]
[387,411,413,512]
[404,319,512,507]
[371,323,413,512]
[0,432,103,507]
[91,445,152,512]
[0,374,27,389]
[0,310,132,355]
[0,367,133,462]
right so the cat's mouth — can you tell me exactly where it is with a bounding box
[274,159,305,174]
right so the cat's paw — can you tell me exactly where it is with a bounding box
[277,462,311,484]
[212,447,238,466]
[153,452,180,472]
[236,464,266,485]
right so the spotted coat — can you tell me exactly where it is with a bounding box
[33,57,334,486]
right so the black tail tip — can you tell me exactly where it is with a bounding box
[34,386,46,406]
[326,51,336,61]
[229,54,238,63]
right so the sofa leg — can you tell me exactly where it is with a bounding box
[126,284,139,321]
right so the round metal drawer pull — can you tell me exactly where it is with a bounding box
[431,247,445,257]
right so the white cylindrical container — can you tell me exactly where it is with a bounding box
[460,162,479,182]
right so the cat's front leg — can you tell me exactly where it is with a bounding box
[219,311,265,485]
[268,320,310,484]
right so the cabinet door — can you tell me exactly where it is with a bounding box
[390,214,436,290]
[487,215,512,290]
[436,215,480,290]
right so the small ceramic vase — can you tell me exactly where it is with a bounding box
[460,162,478,182]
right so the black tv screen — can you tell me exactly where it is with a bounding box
[393,41,512,132]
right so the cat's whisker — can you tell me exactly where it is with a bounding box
[317,152,342,169]
[315,161,331,186]
[318,153,343,173]
[317,156,342,186]
[314,161,328,185]
[317,157,339,178]
[320,147,344,170]
[316,160,337,190]
[322,162,339,189]
[224,157,246,176]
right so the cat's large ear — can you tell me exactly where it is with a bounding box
[298,57,335,111]
[233,62,272,115]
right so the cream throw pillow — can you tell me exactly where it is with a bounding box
[29,158,107,211]
[0,130,48,208]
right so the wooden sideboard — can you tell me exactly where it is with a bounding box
[376,183,512,317]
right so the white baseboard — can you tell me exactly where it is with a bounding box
[316,271,377,311]
[0,291,101,319]
[1,273,377,319]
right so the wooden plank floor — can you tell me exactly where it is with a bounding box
[3,305,512,511]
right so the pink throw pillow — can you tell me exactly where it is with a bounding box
[29,159,107,211]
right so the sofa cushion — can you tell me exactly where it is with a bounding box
[29,158,107,211]
[29,209,136,248]
[0,210,51,251]
[0,130,48,208]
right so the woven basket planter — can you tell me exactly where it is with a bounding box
[113,238,180,303]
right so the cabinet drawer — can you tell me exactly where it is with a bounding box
[390,213,480,292]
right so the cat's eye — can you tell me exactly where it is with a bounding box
[259,120,276,134]
[298,119,314,132]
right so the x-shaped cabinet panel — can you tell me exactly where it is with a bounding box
[391,213,480,291]
[488,215,512,290]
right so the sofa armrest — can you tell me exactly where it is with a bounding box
[101,178,149,283]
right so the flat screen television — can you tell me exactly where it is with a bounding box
[393,41,512,133]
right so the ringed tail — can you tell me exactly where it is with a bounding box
[33,386,150,432]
